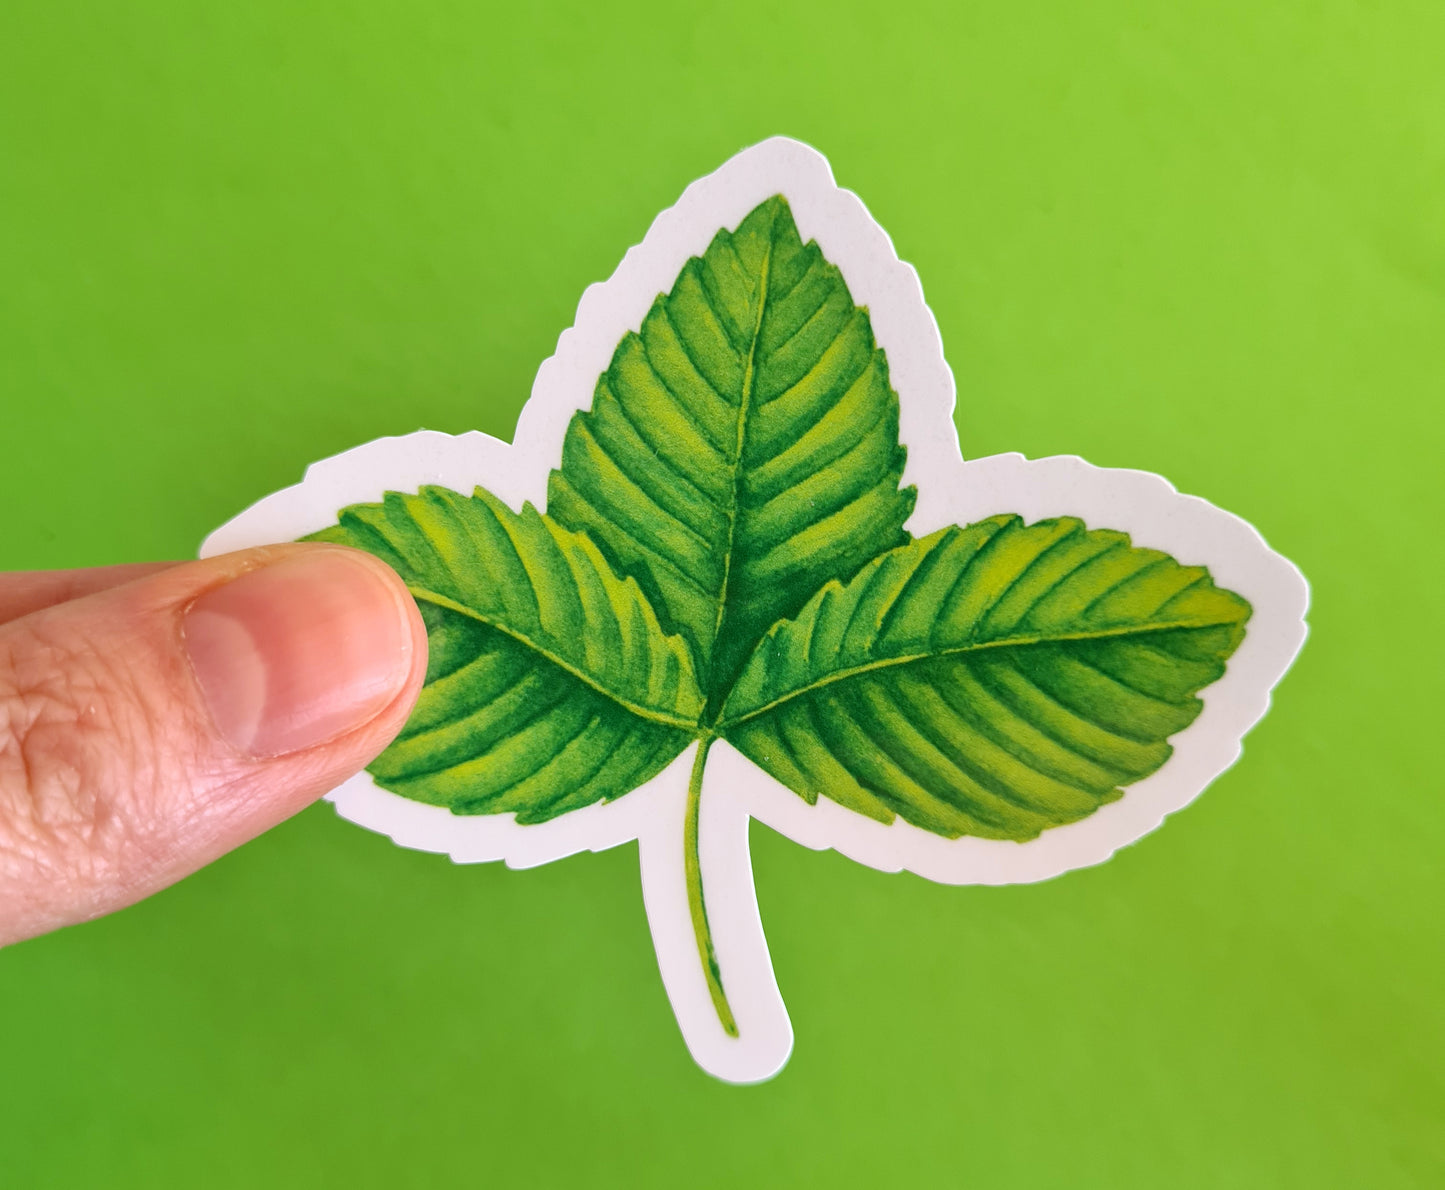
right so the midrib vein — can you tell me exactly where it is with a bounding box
[407,585,699,730]
[719,614,1246,727]
[706,229,773,680]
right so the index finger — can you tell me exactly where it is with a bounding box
[0,562,181,624]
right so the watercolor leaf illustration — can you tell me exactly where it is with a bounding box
[308,488,703,819]
[308,194,1252,1039]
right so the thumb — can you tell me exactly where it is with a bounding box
[0,544,426,945]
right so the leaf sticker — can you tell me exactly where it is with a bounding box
[206,138,1308,1083]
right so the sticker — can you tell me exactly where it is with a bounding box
[205,137,1309,1083]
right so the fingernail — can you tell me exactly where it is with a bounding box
[184,549,415,757]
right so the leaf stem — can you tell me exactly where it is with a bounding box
[685,738,738,1038]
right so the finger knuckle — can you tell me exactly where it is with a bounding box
[0,621,162,885]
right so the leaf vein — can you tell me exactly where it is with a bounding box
[407,585,699,729]
[721,615,1246,728]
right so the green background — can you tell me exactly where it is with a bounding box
[2,1,1441,1185]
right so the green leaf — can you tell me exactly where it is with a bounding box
[719,516,1252,841]
[307,486,702,822]
[545,195,916,709]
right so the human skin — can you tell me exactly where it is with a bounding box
[0,545,427,946]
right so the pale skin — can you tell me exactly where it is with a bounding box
[0,545,428,946]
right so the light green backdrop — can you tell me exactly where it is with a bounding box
[2,2,1441,1186]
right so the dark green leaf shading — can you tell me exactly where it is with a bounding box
[720,516,1252,840]
[307,486,702,822]
[546,194,916,709]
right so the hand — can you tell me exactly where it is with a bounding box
[0,545,426,946]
